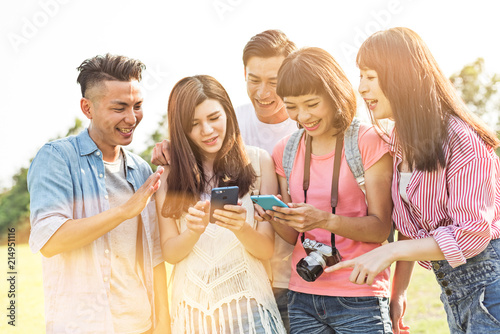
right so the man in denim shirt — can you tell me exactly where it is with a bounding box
[28,54,170,334]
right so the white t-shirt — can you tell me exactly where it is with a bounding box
[398,172,412,204]
[104,153,152,334]
[236,103,297,289]
[236,103,297,155]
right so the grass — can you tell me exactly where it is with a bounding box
[0,245,448,333]
[0,244,45,334]
[404,264,448,333]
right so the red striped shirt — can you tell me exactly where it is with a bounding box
[391,116,500,269]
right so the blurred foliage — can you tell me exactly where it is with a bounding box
[0,167,30,237]
[450,58,500,156]
[64,118,85,138]
[0,118,85,239]
[450,58,500,119]
[2,60,500,239]
[139,113,168,170]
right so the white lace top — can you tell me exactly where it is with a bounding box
[169,146,285,333]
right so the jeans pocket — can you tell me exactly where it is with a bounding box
[478,282,500,326]
[337,296,380,310]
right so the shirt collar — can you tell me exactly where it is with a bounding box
[77,129,99,156]
[122,148,137,170]
[76,129,137,170]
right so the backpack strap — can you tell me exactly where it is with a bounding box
[345,118,395,242]
[281,118,394,242]
[283,118,365,196]
[344,117,365,195]
[282,129,305,195]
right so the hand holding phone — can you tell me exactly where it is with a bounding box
[210,186,239,223]
[250,195,288,211]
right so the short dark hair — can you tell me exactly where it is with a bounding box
[76,53,146,97]
[277,47,357,133]
[242,29,297,67]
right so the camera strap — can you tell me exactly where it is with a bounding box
[301,131,344,248]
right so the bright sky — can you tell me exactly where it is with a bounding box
[1,0,500,189]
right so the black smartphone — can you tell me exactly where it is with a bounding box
[210,186,239,223]
[250,195,288,211]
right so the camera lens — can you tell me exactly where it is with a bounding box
[296,258,324,282]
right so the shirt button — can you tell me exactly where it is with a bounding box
[445,289,452,296]
[104,195,109,200]
[104,249,109,254]
[99,174,104,178]
[437,272,445,279]
[103,277,109,282]
[432,262,440,270]
[442,280,449,287]
[96,152,101,156]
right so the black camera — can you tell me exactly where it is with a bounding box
[296,238,341,282]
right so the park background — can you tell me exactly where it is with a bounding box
[1,0,500,333]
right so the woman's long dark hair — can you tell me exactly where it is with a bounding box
[162,75,256,218]
[357,27,499,172]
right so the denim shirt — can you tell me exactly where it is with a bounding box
[28,129,163,334]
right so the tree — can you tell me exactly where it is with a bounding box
[0,118,84,241]
[64,118,85,137]
[450,58,500,156]
[139,113,168,170]
[0,167,30,240]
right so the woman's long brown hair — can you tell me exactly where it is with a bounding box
[357,27,499,172]
[161,75,256,218]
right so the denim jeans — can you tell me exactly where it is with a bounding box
[274,288,290,333]
[431,238,500,333]
[188,298,283,333]
[287,290,392,333]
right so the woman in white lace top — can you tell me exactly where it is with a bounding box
[155,75,286,333]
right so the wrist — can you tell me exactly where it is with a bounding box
[115,205,131,222]
[383,241,402,263]
[186,227,204,239]
[391,279,408,297]
[391,288,407,300]
[324,213,340,233]
[233,220,251,236]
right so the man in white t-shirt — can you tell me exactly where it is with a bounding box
[237,30,297,332]
[151,30,297,332]
[236,30,297,155]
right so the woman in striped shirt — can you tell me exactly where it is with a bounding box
[327,27,500,334]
